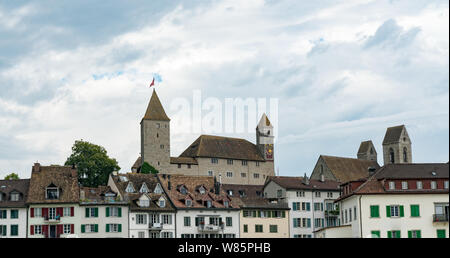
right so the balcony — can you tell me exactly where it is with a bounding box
[44,216,61,223]
[325,210,340,217]
[149,223,162,230]
[433,214,449,222]
[197,224,224,232]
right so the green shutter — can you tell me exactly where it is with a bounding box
[118,207,122,217]
[106,207,110,217]
[94,208,98,217]
[396,231,401,238]
[417,231,421,238]
[371,231,380,238]
[106,224,110,233]
[386,206,391,217]
[81,225,85,233]
[408,231,412,238]
[400,206,404,217]
[370,206,379,218]
[282,211,286,218]
[85,208,89,218]
[437,229,446,238]
[387,231,392,238]
[118,224,122,233]
[94,224,98,233]
[411,205,420,217]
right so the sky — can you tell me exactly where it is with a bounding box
[0,0,448,180]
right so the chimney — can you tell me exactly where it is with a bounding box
[320,174,325,182]
[33,163,41,173]
[368,167,377,176]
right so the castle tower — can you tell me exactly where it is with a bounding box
[256,113,274,161]
[357,140,377,161]
[382,125,412,165]
[140,89,170,174]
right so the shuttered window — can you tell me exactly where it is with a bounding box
[370,205,379,218]
[410,205,420,217]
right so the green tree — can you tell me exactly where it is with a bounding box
[4,173,20,180]
[141,161,159,175]
[65,140,120,187]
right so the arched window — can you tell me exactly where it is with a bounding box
[403,147,408,162]
[370,148,374,154]
[389,148,395,163]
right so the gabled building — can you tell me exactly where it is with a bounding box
[158,174,240,238]
[382,125,412,165]
[0,179,30,238]
[222,184,290,238]
[310,155,380,183]
[78,186,128,238]
[133,89,275,185]
[264,175,340,238]
[332,163,449,238]
[108,173,176,238]
[27,163,80,238]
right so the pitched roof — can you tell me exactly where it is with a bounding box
[158,174,240,210]
[382,125,405,144]
[132,157,141,170]
[142,89,170,121]
[336,163,449,202]
[26,164,80,204]
[266,176,341,191]
[0,179,30,208]
[321,155,380,183]
[257,113,272,128]
[110,173,175,212]
[222,184,289,209]
[357,140,376,154]
[179,135,265,161]
[79,186,125,205]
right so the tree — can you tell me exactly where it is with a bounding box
[140,161,159,175]
[4,173,20,180]
[65,140,120,187]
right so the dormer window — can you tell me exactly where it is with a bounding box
[185,199,192,207]
[10,192,20,201]
[239,190,246,197]
[46,184,59,200]
[125,182,135,193]
[206,200,212,208]
[227,190,233,196]
[388,181,395,190]
[224,201,229,208]
[199,186,206,195]
[140,183,149,193]
[140,199,150,207]
[159,198,166,208]
[154,183,163,194]
[179,185,187,195]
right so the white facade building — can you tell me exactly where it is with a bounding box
[0,179,29,238]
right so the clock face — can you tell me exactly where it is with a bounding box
[265,144,273,159]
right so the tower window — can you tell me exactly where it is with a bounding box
[156,123,160,128]
[242,160,248,166]
[370,148,374,154]
[403,147,408,162]
[389,148,395,163]
[160,145,164,149]
[211,158,218,164]
[157,133,159,138]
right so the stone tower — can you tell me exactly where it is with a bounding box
[382,125,412,165]
[256,113,274,161]
[357,140,377,161]
[140,89,170,174]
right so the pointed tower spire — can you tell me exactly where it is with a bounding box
[142,89,170,121]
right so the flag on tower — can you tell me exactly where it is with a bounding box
[149,78,155,87]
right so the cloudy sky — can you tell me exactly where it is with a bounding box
[0,0,448,180]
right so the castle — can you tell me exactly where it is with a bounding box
[132,90,275,185]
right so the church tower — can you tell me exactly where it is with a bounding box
[140,89,170,174]
[256,113,274,161]
[382,125,412,165]
[357,140,377,161]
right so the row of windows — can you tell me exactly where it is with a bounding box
[243,224,278,233]
[293,218,311,228]
[135,231,174,238]
[81,224,122,233]
[184,216,233,227]
[85,207,122,218]
[0,224,19,236]
[370,229,447,238]
[30,224,74,235]
[211,158,260,167]
[135,214,173,225]
[342,206,358,224]
[0,209,19,219]
[181,234,236,238]
[243,210,286,218]
[207,170,263,179]
[294,234,312,238]
[30,207,74,219]
[388,180,449,190]
[0,192,21,202]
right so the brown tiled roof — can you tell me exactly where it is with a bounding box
[142,89,170,121]
[79,186,125,205]
[382,125,405,144]
[266,176,341,191]
[111,173,175,212]
[158,174,240,210]
[0,179,30,208]
[26,164,80,204]
[222,184,289,210]
[179,135,265,161]
[357,140,375,154]
[132,157,141,170]
[321,155,380,183]
[336,163,449,202]
[170,157,198,165]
